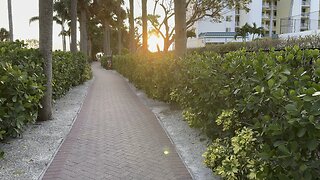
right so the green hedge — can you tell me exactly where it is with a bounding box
[0,41,92,156]
[53,51,92,98]
[191,35,320,54]
[111,48,320,179]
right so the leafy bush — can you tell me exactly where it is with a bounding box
[0,41,92,157]
[0,41,45,140]
[111,47,320,179]
[113,52,176,102]
[53,51,92,98]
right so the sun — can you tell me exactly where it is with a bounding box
[148,34,163,52]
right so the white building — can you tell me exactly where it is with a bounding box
[190,0,320,46]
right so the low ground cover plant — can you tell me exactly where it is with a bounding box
[111,46,320,179]
[0,41,92,157]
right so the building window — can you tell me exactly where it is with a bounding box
[226,16,232,22]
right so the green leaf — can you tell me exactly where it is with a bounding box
[299,164,307,172]
[278,145,290,155]
[312,91,320,96]
[285,103,298,114]
[297,128,306,137]
[268,79,275,88]
[307,139,318,151]
[266,72,274,80]
[303,96,314,102]
[273,140,286,147]
[281,68,291,75]
[12,96,17,102]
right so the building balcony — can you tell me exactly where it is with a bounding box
[262,3,270,9]
[301,23,309,30]
[262,14,270,20]
[301,12,310,18]
[302,1,310,7]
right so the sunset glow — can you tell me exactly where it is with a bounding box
[148,34,163,52]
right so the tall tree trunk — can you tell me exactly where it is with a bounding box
[103,20,111,56]
[70,0,77,53]
[117,28,122,54]
[79,8,88,57]
[38,0,53,121]
[88,38,92,61]
[7,0,13,41]
[129,0,135,53]
[61,23,66,51]
[142,0,148,51]
[174,0,187,57]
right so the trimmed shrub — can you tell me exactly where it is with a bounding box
[0,41,45,140]
[113,52,176,102]
[0,41,92,157]
[110,47,320,179]
[191,35,320,54]
[53,51,92,98]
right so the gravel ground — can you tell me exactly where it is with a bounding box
[123,72,219,180]
[0,79,93,180]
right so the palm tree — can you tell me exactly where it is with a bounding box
[79,0,90,56]
[29,15,67,51]
[235,23,251,42]
[70,0,77,52]
[142,0,148,51]
[251,23,264,40]
[7,0,13,41]
[115,4,126,54]
[54,0,70,52]
[0,28,10,41]
[38,0,53,121]
[174,0,187,56]
[129,0,135,52]
[93,0,121,56]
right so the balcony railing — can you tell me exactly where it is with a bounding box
[262,14,270,19]
[263,3,270,9]
[301,12,310,18]
[302,1,310,6]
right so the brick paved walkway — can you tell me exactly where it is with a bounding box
[42,62,192,180]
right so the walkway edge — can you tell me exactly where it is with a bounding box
[115,71,195,180]
[38,78,95,180]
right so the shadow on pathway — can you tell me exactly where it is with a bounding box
[42,62,192,180]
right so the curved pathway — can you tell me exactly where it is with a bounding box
[42,62,192,180]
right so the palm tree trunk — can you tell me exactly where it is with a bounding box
[88,38,92,61]
[38,0,53,121]
[174,0,187,57]
[103,20,111,56]
[70,0,77,53]
[142,0,148,51]
[79,8,88,57]
[61,24,66,51]
[117,28,122,54]
[7,0,13,41]
[129,0,135,53]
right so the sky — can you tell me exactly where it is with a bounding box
[0,0,168,51]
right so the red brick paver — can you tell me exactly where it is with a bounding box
[42,62,192,180]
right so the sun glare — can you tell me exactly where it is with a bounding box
[148,34,163,52]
